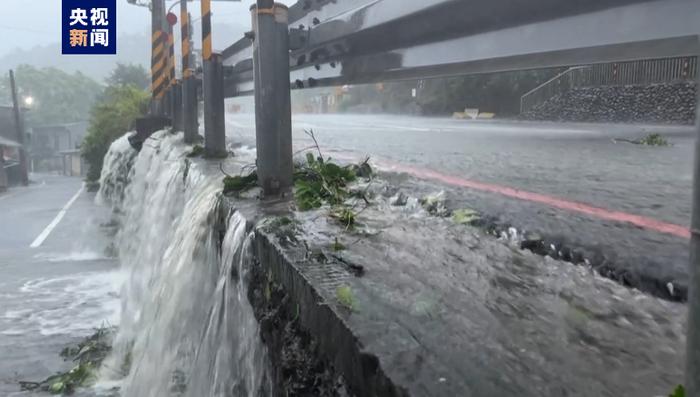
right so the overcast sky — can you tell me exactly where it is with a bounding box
[0,0,291,57]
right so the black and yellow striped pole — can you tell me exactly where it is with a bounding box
[181,1,191,78]
[161,21,174,117]
[167,23,176,89]
[166,15,183,131]
[150,0,167,115]
[201,0,212,64]
[181,0,198,143]
[201,0,226,157]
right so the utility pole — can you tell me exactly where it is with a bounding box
[251,0,293,196]
[9,70,29,186]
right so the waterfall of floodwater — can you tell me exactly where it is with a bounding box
[96,134,137,209]
[97,131,269,396]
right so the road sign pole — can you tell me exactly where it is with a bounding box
[686,35,700,397]
[9,70,29,186]
[251,1,293,196]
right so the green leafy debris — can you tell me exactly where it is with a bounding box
[331,237,346,252]
[21,326,116,394]
[186,145,205,158]
[223,172,258,195]
[452,208,481,225]
[639,133,669,146]
[264,216,301,247]
[330,207,357,229]
[669,385,685,397]
[294,151,357,211]
[336,285,357,311]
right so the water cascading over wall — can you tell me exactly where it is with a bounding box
[97,131,271,396]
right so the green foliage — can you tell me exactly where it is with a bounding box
[452,208,481,225]
[639,133,669,146]
[21,326,115,394]
[268,216,295,228]
[331,237,346,252]
[45,363,97,394]
[294,152,357,211]
[223,172,258,195]
[0,65,102,125]
[330,207,357,229]
[187,145,205,158]
[106,63,150,89]
[669,385,685,397]
[81,84,149,182]
[336,285,357,311]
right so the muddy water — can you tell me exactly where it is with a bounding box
[292,185,687,396]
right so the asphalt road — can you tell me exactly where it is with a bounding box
[0,174,119,396]
[225,112,695,299]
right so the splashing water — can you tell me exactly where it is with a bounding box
[96,134,137,208]
[97,131,269,396]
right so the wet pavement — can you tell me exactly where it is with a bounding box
[225,112,695,298]
[268,182,687,397]
[0,175,120,396]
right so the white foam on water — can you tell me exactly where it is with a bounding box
[33,251,108,263]
[4,271,124,337]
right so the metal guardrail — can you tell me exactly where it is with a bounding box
[521,56,699,113]
[221,0,700,97]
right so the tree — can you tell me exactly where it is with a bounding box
[106,63,149,89]
[81,85,149,182]
[0,65,102,126]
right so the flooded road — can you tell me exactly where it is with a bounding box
[226,113,695,298]
[0,175,120,396]
[0,123,691,396]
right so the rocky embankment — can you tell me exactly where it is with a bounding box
[522,82,696,124]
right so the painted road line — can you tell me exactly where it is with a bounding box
[30,184,85,248]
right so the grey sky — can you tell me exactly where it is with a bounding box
[0,0,291,57]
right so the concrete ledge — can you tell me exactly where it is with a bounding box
[252,228,406,397]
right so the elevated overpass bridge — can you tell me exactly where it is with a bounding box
[222,0,700,95]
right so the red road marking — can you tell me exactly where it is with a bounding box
[320,149,690,239]
[375,159,690,239]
